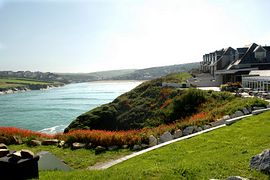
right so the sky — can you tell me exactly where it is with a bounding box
[0,0,270,73]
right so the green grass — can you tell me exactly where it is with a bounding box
[40,111,270,179]
[0,78,60,90]
[8,144,132,169]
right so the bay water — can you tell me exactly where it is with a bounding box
[0,81,142,134]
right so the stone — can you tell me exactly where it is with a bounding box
[122,145,129,149]
[72,142,86,150]
[231,111,244,118]
[222,115,231,120]
[267,104,270,108]
[85,143,92,149]
[13,135,23,144]
[173,129,183,139]
[21,149,34,159]
[148,135,158,147]
[183,126,195,136]
[95,146,106,154]
[242,107,250,115]
[58,140,65,148]
[132,145,141,151]
[0,136,10,144]
[250,149,270,174]
[0,143,7,149]
[202,125,211,130]
[227,176,248,180]
[28,140,42,146]
[253,106,265,110]
[0,149,9,158]
[42,139,59,146]
[8,151,22,161]
[141,144,148,149]
[108,145,118,151]
[159,131,173,143]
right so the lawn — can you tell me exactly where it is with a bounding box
[39,111,270,179]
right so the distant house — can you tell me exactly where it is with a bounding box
[200,43,270,85]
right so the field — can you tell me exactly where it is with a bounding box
[0,78,59,90]
[7,110,270,179]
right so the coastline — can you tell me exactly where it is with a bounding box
[0,83,65,95]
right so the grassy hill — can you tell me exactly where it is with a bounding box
[33,110,270,179]
[0,78,63,91]
[65,72,267,133]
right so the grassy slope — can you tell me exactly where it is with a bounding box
[41,111,270,179]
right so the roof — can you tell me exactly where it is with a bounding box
[253,45,266,52]
[236,47,248,54]
[242,76,270,81]
[249,70,270,76]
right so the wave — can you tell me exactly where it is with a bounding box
[38,124,67,134]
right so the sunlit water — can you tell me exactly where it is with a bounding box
[0,81,142,134]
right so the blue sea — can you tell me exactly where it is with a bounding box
[0,81,142,134]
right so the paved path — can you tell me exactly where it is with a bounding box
[87,108,270,170]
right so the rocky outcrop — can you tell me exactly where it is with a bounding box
[159,131,173,143]
[250,149,270,174]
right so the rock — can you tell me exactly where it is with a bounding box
[247,107,252,113]
[148,135,158,147]
[227,176,248,180]
[13,135,23,145]
[202,125,211,130]
[193,126,201,132]
[141,144,148,149]
[230,111,244,118]
[108,145,118,151]
[85,143,92,149]
[267,104,270,108]
[173,129,182,139]
[28,140,42,146]
[132,145,141,151]
[122,145,129,149]
[21,149,34,159]
[242,108,250,115]
[0,136,9,144]
[250,149,270,174]
[72,142,86,150]
[8,151,22,161]
[222,115,231,120]
[0,149,9,158]
[183,126,195,136]
[95,146,106,154]
[253,106,265,110]
[159,131,173,143]
[42,139,59,146]
[0,143,7,149]
[58,140,65,148]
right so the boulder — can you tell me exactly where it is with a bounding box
[0,149,9,158]
[159,131,173,143]
[148,135,158,147]
[183,126,195,136]
[95,146,106,155]
[227,176,248,180]
[242,108,250,115]
[41,139,59,146]
[250,149,270,174]
[141,144,148,149]
[0,136,11,144]
[132,145,141,151]
[222,115,231,120]
[202,125,211,130]
[253,106,265,110]
[0,143,7,149]
[267,104,270,108]
[194,126,202,132]
[85,143,92,149]
[72,142,86,150]
[28,140,41,146]
[21,149,34,159]
[108,145,118,151]
[58,140,65,148]
[122,145,129,149]
[230,111,244,118]
[173,129,182,139]
[13,135,23,145]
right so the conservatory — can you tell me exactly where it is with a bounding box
[242,76,270,92]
